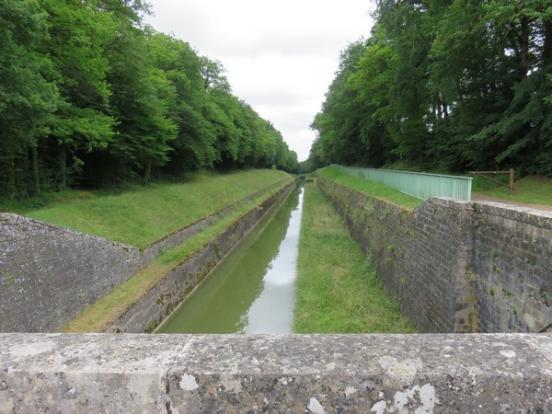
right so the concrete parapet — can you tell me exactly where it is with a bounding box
[1,333,551,412]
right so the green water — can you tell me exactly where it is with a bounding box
[157,186,304,333]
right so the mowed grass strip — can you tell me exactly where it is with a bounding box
[4,169,289,248]
[386,160,552,207]
[474,175,552,206]
[294,182,415,333]
[64,180,293,333]
[317,166,421,209]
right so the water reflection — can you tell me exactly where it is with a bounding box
[157,186,303,333]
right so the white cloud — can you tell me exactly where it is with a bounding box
[145,0,374,160]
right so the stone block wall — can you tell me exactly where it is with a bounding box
[318,177,552,333]
[0,214,144,332]
[473,202,552,332]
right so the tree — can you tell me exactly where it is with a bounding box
[41,0,116,189]
[0,0,58,197]
[101,5,176,183]
[0,0,297,198]
[310,0,552,176]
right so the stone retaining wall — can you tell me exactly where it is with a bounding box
[0,214,143,333]
[0,180,291,332]
[1,333,550,412]
[473,202,552,332]
[318,177,552,333]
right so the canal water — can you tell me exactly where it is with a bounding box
[157,186,304,333]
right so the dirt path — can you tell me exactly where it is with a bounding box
[473,194,552,212]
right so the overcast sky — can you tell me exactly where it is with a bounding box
[145,1,374,161]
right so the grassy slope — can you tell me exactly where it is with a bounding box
[64,180,292,333]
[2,169,289,248]
[317,166,421,209]
[294,182,415,333]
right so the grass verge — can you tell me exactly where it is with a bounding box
[473,176,552,206]
[385,161,552,207]
[63,179,293,333]
[317,166,421,209]
[293,181,415,333]
[1,169,290,248]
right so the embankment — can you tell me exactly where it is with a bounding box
[318,176,552,333]
[0,177,294,332]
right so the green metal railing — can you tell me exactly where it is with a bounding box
[333,165,473,201]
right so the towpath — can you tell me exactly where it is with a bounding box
[473,194,552,212]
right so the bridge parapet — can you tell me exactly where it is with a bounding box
[1,333,551,412]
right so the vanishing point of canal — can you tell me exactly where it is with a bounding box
[157,186,304,333]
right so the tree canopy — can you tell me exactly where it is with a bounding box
[0,0,298,198]
[310,0,552,176]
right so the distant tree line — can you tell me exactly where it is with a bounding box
[0,0,298,199]
[309,0,552,176]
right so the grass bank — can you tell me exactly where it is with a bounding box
[317,166,421,209]
[293,181,415,333]
[1,169,290,248]
[64,180,293,333]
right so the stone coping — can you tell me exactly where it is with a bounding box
[1,333,551,412]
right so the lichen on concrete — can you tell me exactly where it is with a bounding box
[1,333,551,413]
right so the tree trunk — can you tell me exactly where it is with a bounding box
[144,162,152,184]
[32,144,40,195]
[59,145,67,190]
[519,16,530,79]
[543,20,552,68]
[442,99,449,121]
[7,156,16,199]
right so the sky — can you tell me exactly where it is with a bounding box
[145,1,374,161]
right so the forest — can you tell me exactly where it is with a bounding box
[309,0,552,177]
[0,0,298,199]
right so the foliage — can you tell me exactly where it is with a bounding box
[0,0,298,199]
[294,182,415,333]
[310,0,552,176]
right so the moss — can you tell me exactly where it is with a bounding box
[144,319,159,334]
[502,288,513,298]
[540,289,550,307]
[3,272,16,287]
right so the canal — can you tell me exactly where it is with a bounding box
[157,185,304,333]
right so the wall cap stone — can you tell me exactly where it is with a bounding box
[473,200,552,229]
[1,333,551,412]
